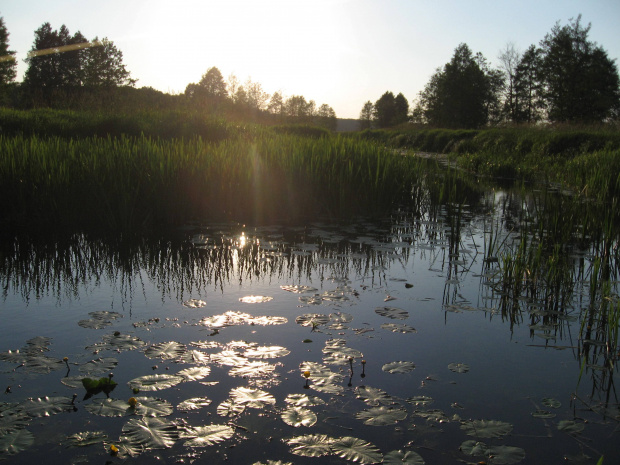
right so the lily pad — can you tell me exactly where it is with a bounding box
[531,409,556,419]
[85,398,132,417]
[177,397,212,412]
[65,430,108,448]
[245,345,290,359]
[383,449,426,464]
[19,396,75,417]
[145,341,187,360]
[177,366,211,381]
[0,428,34,456]
[239,295,273,303]
[182,424,235,447]
[79,357,118,376]
[381,323,417,333]
[229,361,276,377]
[281,407,318,427]
[120,417,178,453]
[542,397,561,409]
[128,374,184,392]
[183,299,207,308]
[461,419,513,438]
[557,420,585,434]
[281,285,318,293]
[356,406,407,426]
[229,387,276,408]
[382,361,416,374]
[375,306,409,320]
[285,394,326,407]
[216,399,246,417]
[406,395,434,406]
[355,386,393,406]
[296,313,330,327]
[286,434,333,457]
[331,436,383,464]
[448,362,470,373]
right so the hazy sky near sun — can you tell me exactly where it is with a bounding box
[2,0,619,118]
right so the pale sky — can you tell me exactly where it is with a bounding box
[1,0,619,119]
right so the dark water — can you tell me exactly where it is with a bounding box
[0,194,618,464]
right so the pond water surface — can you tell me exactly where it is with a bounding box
[1,190,618,464]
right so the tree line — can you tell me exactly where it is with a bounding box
[0,18,337,129]
[361,15,620,129]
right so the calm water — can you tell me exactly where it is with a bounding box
[0,192,618,464]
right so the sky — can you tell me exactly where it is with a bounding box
[1,0,619,119]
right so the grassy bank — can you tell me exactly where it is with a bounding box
[359,126,620,199]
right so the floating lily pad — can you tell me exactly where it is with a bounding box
[120,417,178,453]
[383,449,426,464]
[177,366,211,381]
[0,410,30,433]
[182,424,235,447]
[331,436,383,464]
[531,409,556,419]
[133,397,174,417]
[183,299,207,308]
[239,295,273,303]
[216,399,246,417]
[229,361,276,377]
[281,407,318,427]
[245,346,290,359]
[177,397,212,412]
[229,387,275,408]
[85,398,132,417]
[128,374,184,392]
[299,361,344,384]
[355,386,392,406]
[281,285,318,293]
[461,419,513,438]
[285,394,326,407]
[381,323,417,333]
[356,406,407,425]
[557,420,585,434]
[145,341,187,360]
[542,397,561,409]
[286,434,333,457]
[375,307,409,320]
[19,396,75,417]
[382,361,416,374]
[406,395,434,406]
[87,333,146,352]
[0,428,34,456]
[296,313,330,327]
[79,357,118,376]
[448,362,470,373]
[65,430,108,448]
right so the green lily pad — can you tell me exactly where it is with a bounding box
[128,374,184,392]
[0,428,34,456]
[120,417,179,453]
[557,420,585,434]
[356,406,407,426]
[178,397,212,412]
[448,362,470,373]
[229,387,275,408]
[331,436,383,464]
[286,434,333,457]
[182,424,235,447]
[375,306,409,320]
[383,449,426,464]
[382,361,416,374]
[461,419,513,438]
[355,386,392,406]
[65,430,108,448]
[144,341,187,360]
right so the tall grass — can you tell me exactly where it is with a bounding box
[0,132,418,232]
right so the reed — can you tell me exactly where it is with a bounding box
[0,132,418,232]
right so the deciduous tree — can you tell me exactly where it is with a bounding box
[0,16,16,89]
[359,101,373,129]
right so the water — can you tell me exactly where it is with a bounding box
[0,198,618,464]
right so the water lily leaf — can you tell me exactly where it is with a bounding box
[229,361,276,378]
[542,397,561,409]
[177,397,212,412]
[253,461,293,465]
[557,420,585,434]
[65,430,107,448]
[79,357,118,375]
[182,424,234,447]
[531,409,556,419]
[178,350,211,365]
[128,374,184,392]
[216,399,246,417]
[183,299,206,308]
[375,307,409,320]
[87,333,146,352]
[461,419,513,438]
[281,407,318,427]
[85,398,132,417]
[145,341,187,360]
[0,428,34,456]
[211,350,247,366]
[245,346,290,359]
[330,312,354,324]
[356,406,407,425]
[296,313,330,327]
[331,436,383,464]
[459,440,489,456]
[406,395,434,407]
[383,449,426,464]
[239,295,273,303]
[299,295,323,305]
[300,361,344,384]
[281,285,318,293]
[120,417,178,452]
[312,383,344,394]
[22,354,64,373]
[487,445,526,464]
[448,362,470,373]
[81,377,118,398]
[19,396,75,417]
[381,323,417,333]
[177,366,211,381]
[382,361,416,374]
[285,394,325,407]
[134,397,174,417]
[355,386,392,406]
[413,409,450,423]
[229,387,276,408]
[61,375,88,389]
[286,434,333,457]
[322,339,363,365]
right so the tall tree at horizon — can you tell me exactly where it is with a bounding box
[0,16,17,93]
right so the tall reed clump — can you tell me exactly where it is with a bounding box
[0,132,417,233]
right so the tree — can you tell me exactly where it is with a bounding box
[393,93,409,125]
[373,91,396,128]
[359,101,373,129]
[498,42,521,122]
[316,103,337,131]
[513,45,544,123]
[267,91,285,120]
[0,16,17,89]
[539,15,620,123]
[416,43,501,128]
[82,37,135,87]
[244,77,269,111]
